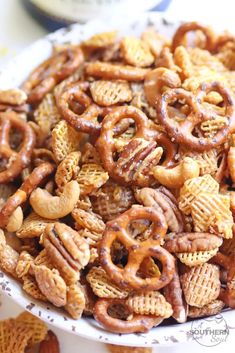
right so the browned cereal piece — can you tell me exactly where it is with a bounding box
[127,291,173,318]
[16,311,47,346]
[16,212,54,238]
[64,284,86,319]
[51,120,81,163]
[55,151,81,191]
[34,93,61,138]
[82,31,117,50]
[180,263,220,307]
[16,251,34,278]
[91,182,135,221]
[72,208,105,234]
[191,193,233,238]
[120,37,154,67]
[87,267,129,299]
[0,319,33,353]
[179,174,219,215]
[22,275,47,301]
[77,228,102,247]
[90,80,132,106]
[33,265,67,307]
[76,163,109,196]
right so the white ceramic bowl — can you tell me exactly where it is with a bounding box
[0,12,234,347]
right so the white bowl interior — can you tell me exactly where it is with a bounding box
[0,12,234,347]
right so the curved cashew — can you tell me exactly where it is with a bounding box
[30,180,80,219]
[152,157,200,188]
[144,67,181,106]
[6,206,23,232]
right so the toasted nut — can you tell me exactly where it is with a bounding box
[30,181,80,219]
[65,284,86,319]
[180,263,220,307]
[152,157,200,189]
[188,299,225,318]
[42,223,90,285]
[33,265,67,307]
[87,267,129,299]
[22,275,47,301]
[179,174,219,215]
[135,187,184,233]
[0,229,19,277]
[6,206,23,232]
[163,265,187,323]
[39,330,60,353]
[127,291,173,318]
[16,251,34,278]
[16,212,54,238]
[16,311,47,346]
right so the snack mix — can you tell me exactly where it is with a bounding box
[1,21,235,335]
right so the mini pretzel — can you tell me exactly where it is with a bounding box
[85,62,149,81]
[0,111,36,183]
[56,81,108,134]
[0,162,55,228]
[94,298,163,333]
[156,83,235,151]
[22,47,84,104]
[99,206,175,291]
[172,22,215,52]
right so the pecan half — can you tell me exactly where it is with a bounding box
[164,232,223,253]
[42,222,90,284]
[135,187,184,232]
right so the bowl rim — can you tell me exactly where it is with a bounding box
[0,11,235,347]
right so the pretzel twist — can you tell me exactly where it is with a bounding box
[99,206,175,291]
[94,298,163,333]
[0,112,36,183]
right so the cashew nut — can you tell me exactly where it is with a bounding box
[6,206,23,232]
[144,67,181,106]
[30,180,80,219]
[152,157,200,188]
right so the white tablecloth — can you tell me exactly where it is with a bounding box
[0,0,235,352]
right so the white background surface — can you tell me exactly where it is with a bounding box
[0,0,235,352]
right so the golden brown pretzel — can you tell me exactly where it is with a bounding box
[0,111,36,183]
[172,22,215,52]
[156,83,235,151]
[94,298,163,333]
[22,47,84,104]
[56,81,106,134]
[85,61,149,81]
[0,162,55,228]
[99,205,175,291]
[96,106,156,184]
